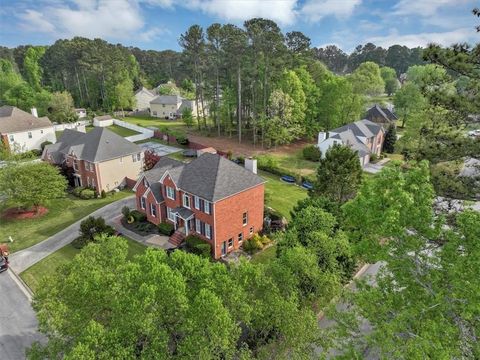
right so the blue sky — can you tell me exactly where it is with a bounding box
[0,0,478,52]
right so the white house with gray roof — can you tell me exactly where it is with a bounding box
[150,95,203,119]
[0,106,56,153]
[317,119,385,166]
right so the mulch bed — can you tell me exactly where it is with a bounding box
[2,206,48,220]
[120,218,158,237]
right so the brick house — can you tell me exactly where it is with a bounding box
[133,154,265,258]
[42,127,143,192]
[317,119,385,166]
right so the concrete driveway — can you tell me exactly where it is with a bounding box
[0,271,44,360]
[9,196,135,273]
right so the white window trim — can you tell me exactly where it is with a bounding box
[150,203,156,217]
[140,197,146,210]
[195,219,200,233]
[204,201,211,215]
[167,207,176,222]
[238,233,243,242]
[183,193,190,209]
[166,186,175,200]
[243,212,248,226]
[228,238,234,248]
[194,196,200,210]
[249,227,254,235]
[205,223,211,239]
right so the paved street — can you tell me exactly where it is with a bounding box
[0,271,44,360]
[9,196,135,273]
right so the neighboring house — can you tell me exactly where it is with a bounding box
[317,119,385,166]
[133,154,265,258]
[0,106,56,153]
[150,95,203,119]
[365,104,398,126]
[134,87,156,112]
[75,108,87,119]
[43,127,144,192]
[93,115,115,127]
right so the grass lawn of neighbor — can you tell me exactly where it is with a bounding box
[260,170,307,221]
[269,149,318,177]
[20,237,146,292]
[251,244,277,265]
[105,124,140,137]
[123,115,186,131]
[0,191,133,253]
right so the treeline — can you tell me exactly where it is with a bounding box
[1,18,424,145]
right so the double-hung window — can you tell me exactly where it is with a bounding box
[195,219,201,233]
[166,186,175,200]
[194,196,200,210]
[150,203,157,217]
[140,197,146,209]
[167,207,176,221]
[28,132,32,139]
[132,153,141,162]
[238,233,243,242]
[204,201,211,214]
[9,135,14,142]
[242,212,248,226]
[228,238,233,248]
[183,193,190,208]
[205,223,211,239]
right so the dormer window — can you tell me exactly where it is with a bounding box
[183,193,190,208]
[166,186,175,200]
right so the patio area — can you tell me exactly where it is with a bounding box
[138,141,182,157]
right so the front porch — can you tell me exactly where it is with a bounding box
[168,207,195,246]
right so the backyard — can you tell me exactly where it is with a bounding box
[56,124,140,139]
[0,191,132,253]
[123,115,187,131]
[260,170,308,221]
[20,237,146,292]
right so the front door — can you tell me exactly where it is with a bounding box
[221,241,227,256]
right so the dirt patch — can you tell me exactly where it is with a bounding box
[186,130,314,157]
[2,206,48,220]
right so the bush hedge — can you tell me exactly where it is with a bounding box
[130,210,147,222]
[302,145,321,161]
[80,188,96,199]
[158,222,174,236]
[255,155,297,180]
[185,235,211,258]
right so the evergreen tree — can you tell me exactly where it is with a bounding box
[382,124,397,153]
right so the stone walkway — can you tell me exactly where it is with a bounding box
[363,158,390,174]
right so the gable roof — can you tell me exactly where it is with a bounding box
[150,95,182,105]
[331,119,382,139]
[45,127,141,163]
[134,87,156,97]
[0,106,53,133]
[366,104,398,122]
[144,153,265,202]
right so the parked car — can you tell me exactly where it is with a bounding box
[0,257,8,273]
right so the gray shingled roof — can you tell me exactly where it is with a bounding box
[173,207,194,219]
[149,182,164,202]
[150,95,182,105]
[0,106,53,133]
[135,87,156,97]
[46,127,141,163]
[331,119,382,138]
[144,153,265,202]
[366,104,398,123]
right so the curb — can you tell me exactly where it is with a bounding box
[7,268,34,302]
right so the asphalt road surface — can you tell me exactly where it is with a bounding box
[0,271,44,360]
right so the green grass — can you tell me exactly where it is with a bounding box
[260,171,307,221]
[0,191,133,253]
[20,237,147,293]
[250,244,277,265]
[123,115,186,131]
[270,149,318,177]
[105,124,140,137]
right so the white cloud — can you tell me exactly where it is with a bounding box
[18,0,165,42]
[184,0,298,25]
[19,9,56,33]
[300,0,362,22]
[366,27,474,48]
[392,0,471,16]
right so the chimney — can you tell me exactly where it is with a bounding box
[318,131,327,145]
[244,157,257,174]
[31,108,38,118]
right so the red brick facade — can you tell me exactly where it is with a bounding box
[135,173,265,259]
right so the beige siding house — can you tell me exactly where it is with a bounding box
[42,127,143,192]
[150,95,204,119]
[0,106,56,153]
[134,87,156,112]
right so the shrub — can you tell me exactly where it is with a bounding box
[236,156,245,164]
[121,206,130,219]
[242,234,265,254]
[78,216,114,247]
[195,243,211,258]
[370,153,378,163]
[72,187,84,197]
[175,133,189,145]
[80,188,96,199]
[40,141,52,151]
[302,145,321,161]
[158,222,174,236]
[130,210,147,222]
[226,150,233,160]
[185,235,211,257]
[31,149,42,157]
[101,190,106,198]
[256,154,296,178]
[186,234,204,249]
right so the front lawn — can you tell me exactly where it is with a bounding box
[0,191,133,253]
[20,237,146,292]
[260,171,307,221]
